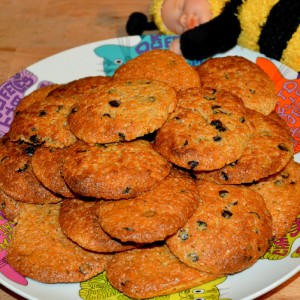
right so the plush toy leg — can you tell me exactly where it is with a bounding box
[258,0,300,71]
[281,26,300,72]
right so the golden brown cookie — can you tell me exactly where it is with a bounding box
[15,84,60,114]
[154,87,252,171]
[0,189,27,221]
[6,203,113,283]
[67,79,177,144]
[62,140,172,199]
[166,180,273,275]
[113,49,200,92]
[197,110,293,184]
[31,146,76,198]
[12,77,111,148]
[0,138,62,204]
[46,75,111,100]
[196,56,277,115]
[106,244,217,299]
[59,199,138,252]
[9,100,77,148]
[249,158,300,239]
[97,169,199,243]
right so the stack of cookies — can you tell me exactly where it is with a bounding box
[1,49,299,299]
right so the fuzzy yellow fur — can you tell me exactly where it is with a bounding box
[150,0,300,71]
[208,0,230,17]
[281,26,300,71]
[237,0,279,52]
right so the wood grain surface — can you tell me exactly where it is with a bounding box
[0,1,299,299]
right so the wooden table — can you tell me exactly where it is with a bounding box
[0,1,299,299]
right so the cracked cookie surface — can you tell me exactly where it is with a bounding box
[154,87,252,171]
[62,140,172,199]
[68,79,177,144]
[166,180,273,275]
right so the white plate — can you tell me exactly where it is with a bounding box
[0,35,299,300]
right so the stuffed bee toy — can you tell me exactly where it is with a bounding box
[126,0,300,72]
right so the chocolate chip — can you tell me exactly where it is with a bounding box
[24,146,36,156]
[102,113,111,118]
[96,143,107,149]
[109,100,121,107]
[71,106,79,114]
[56,105,63,112]
[280,171,289,179]
[249,212,260,219]
[79,263,93,275]
[38,110,47,117]
[196,221,207,231]
[147,96,155,102]
[219,190,229,198]
[213,135,222,142]
[278,144,289,151]
[123,227,134,232]
[188,160,199,169]
[121,279,129,286]
[221,210,233,219]
[29,135,39,144]
[123,187,131,194]
[275,179,284,186]
[211,105,222,114]
[188,252,199,262]
[204,89,217,100]
[118,132,126,140]
[210,120,226,132]
[178,229,189,240]
[221,172,229,181]
[210,119,222,126]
